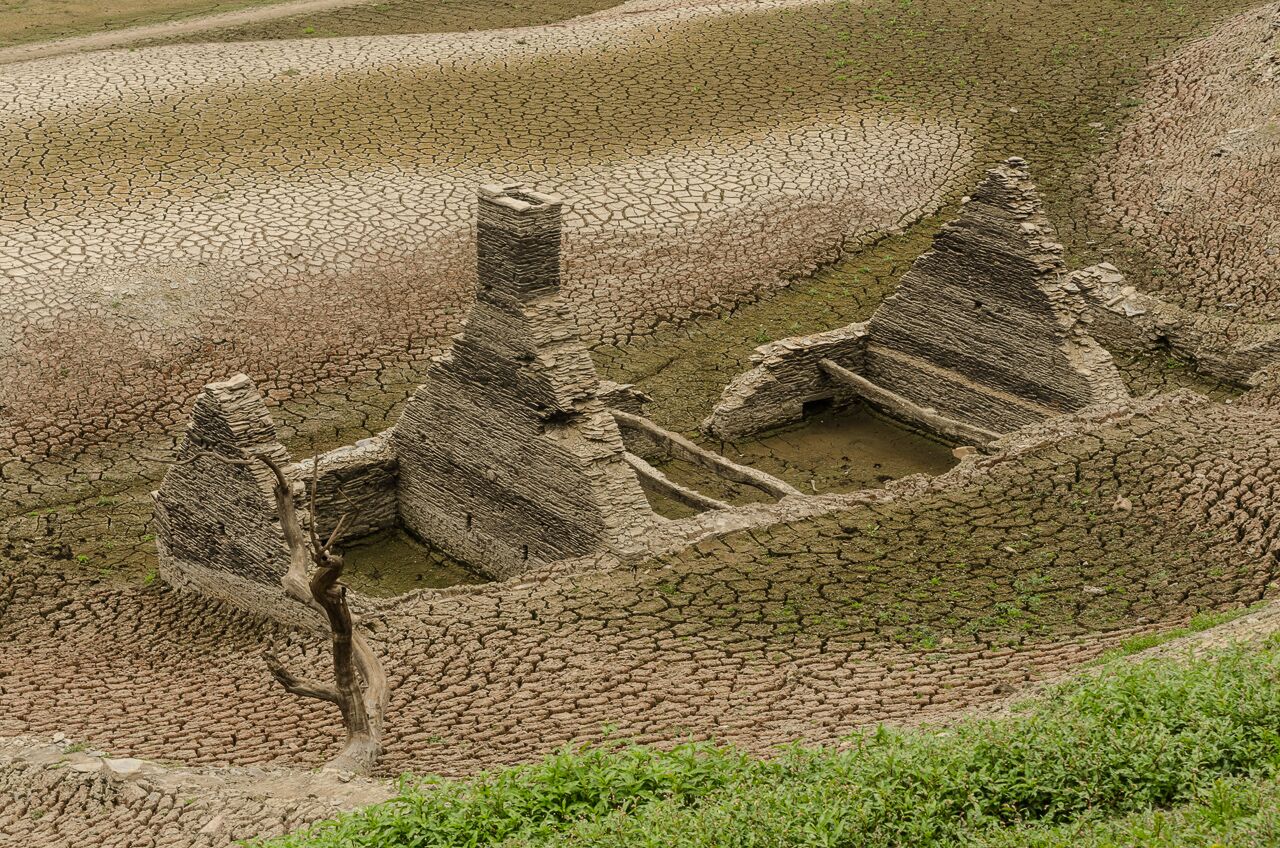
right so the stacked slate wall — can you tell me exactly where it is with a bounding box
[704,159,1130,440]
[1072,263,1280,386]
[860,158,1128,433]
[294,434,399,542]
[152,374,296,619]
[393,184,657,579]
[153,376,402,620]
[702,325,866,440]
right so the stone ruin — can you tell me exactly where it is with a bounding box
[154,163,1280,622]
[392,186,658,579]
[703,157,1280,446]
[704,158,1132,443]
[153,183,807,619]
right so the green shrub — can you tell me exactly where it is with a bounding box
[252,637,1280,847]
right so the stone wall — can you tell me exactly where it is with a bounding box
[701,325,867,439]
[860,158,1128,433]
[152,186,678,608]
[705,159,1130,440]
[152,374,295,620]
[294,434,399,542]
[392,184,659,580]
[1073,263,1280,386]
[153,376,405,620]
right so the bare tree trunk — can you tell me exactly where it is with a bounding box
[251,453,387,774]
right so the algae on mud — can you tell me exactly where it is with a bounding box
[340,528,488,597]
[643,404,957,519]
[590,0,1260,430]
[148,0,626,45]
[0,0,278,48]
[2,0,1260,572]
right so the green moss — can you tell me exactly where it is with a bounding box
[588,0,1256,430]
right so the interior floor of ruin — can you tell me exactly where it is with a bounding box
[3,0,1280,844]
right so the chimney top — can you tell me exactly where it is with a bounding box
[479,182,563,213]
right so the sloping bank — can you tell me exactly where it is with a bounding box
[252,634,1280,847]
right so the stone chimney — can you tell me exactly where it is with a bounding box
[393,184,656,579]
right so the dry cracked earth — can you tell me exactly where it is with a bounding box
[3,0,1280,845]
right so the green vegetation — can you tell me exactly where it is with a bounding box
[1093,603,1267,664]
[0,0,278,49]
[252,636,1280,847]
[151,0,625,45]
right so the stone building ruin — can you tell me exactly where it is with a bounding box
[154,165,1280,623]
[703,157,1280,447]
[704,159,1132,442]
[392,186,658,579]
[153,184,807,618]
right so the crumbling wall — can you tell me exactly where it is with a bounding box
[702,325,866,440]
[393,185,658,579]
[1072,263,1280,386]
[153,376,400,620]
[152,374,295,618]
[704,159,1130,440]
[295,434,399,542]
[154,186,666,603]
[860,158,1128,433]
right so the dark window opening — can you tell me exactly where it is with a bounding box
[802,397,834,418]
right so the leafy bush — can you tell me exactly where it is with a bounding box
[252,636,1280,847]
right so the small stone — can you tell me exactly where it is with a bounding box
[103,757,147,778]
[1083,585,1107,597]
[1114,495,1133,512]
[952,445,979,459]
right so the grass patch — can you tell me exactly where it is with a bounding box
[977,774,1280,846]
[251,635,1280,847]
[1094,603,1267,664]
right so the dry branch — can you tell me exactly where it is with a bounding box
[180,447,389,773]
[251,451,387,775]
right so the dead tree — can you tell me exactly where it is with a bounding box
[249,453,388,774]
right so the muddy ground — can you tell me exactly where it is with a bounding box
[2,1,1280,845]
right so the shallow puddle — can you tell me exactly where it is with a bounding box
[725,404,958,493]
[645,404,956,517]
[340,528,488,597]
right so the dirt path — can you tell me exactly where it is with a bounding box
[0,0,373,65]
